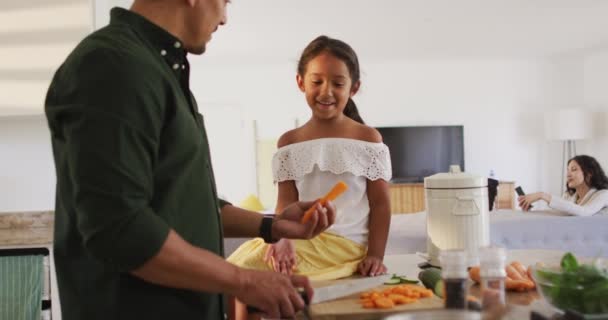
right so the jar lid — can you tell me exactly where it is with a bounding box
[479,247,507,278]
[439,249,468,278]
[424,165,487,189]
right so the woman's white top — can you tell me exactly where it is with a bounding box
[549,188,608,216]
[272,138,392,245]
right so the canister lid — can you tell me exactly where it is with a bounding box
[480,246,507,278]
[424,165,487,189]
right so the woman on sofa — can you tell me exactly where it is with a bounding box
[518,155,608,216]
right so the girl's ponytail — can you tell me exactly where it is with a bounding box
[343,98,364,124]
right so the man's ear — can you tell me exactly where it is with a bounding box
[350,80,361,97]
[296,74,305,92]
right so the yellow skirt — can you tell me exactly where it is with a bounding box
[227,233,366,281]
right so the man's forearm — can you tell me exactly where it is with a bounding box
[131,229,245,295]
[221,204,265,238]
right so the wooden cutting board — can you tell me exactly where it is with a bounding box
[305,284,443,320]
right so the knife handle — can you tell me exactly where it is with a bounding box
[246,288,309,314]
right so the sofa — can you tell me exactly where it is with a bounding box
[225,210,608,258]
[386,209,608,258]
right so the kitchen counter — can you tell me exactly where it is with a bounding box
[0,211,53,247]
[303,249,564,320]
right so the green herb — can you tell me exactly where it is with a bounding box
[537,252,608,315]
[560,252,579,272]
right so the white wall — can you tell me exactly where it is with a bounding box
[192,56,584,202]
[0,56,585,211]
[581,50,608,169]
[0,116,55,211]
[0,0,594,210]
[0,1,91,116]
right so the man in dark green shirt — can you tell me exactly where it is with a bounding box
[45,1,335,319]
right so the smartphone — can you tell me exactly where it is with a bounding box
[515,186,533,208]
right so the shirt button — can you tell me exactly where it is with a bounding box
[160,49,167,56]
[181,64,186,69]
[174,41,181,48]
[172,63,179,70]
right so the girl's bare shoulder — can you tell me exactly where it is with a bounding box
[277,126,314,148]
[351,121,383,143]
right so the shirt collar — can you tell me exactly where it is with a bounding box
[110,7,188,73]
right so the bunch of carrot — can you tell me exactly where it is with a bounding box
[358,284,434,309]
[469,261,536,292]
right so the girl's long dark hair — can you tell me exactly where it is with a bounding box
[297,35,364,124]
[566,155,608,195]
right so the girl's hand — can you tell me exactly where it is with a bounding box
[264,239,297,275]
[518,193,542,211]
[357,255,387,277]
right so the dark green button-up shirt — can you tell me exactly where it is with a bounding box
[45,8,228,320]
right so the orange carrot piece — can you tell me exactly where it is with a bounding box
[300,181,348,224]
[505,265,525,280]
[419,289,434,298]
[362,301,376,308]
[360,292,371,299]
[387,294,408,305]
[392,286,409,295]
[505,278,535,291]
[527,266,536,287]
[511,261,528,279]
[373,297,395,309]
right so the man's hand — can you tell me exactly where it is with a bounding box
[235,269,313,319]
[357,255,387,277]
[265,239,297,275]
[272,201,336,240]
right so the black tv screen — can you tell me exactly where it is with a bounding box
[376,126,465,183]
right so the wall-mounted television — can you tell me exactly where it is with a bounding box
[376,125,465,183]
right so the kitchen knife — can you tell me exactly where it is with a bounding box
[246,274,391,315]
[309,274,392,304]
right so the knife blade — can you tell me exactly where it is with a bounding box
[309,274,391,304]
[246,274,390,315]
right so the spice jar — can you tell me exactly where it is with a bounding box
[479,246,506,310]
[439,249,468,309]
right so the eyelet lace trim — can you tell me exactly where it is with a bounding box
[272,138,392,182]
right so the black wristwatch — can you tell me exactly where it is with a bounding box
[259,216,277,243]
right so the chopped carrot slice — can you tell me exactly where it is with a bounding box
[373,297,395,309]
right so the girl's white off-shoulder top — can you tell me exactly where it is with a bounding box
[272,138,392,244]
